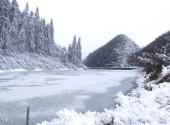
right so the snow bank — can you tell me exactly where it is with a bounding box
[38,109,111,125]
[0,68,77,73]
[0,52,86,71]
[38,75,170,125]
[0,69,27,73]
[112,83,170,125]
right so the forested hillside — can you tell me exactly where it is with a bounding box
[0,0,84,70]
[128,31,170,80]
[84,34,140,68]
[129,31,170,66]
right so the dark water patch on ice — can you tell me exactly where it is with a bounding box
[0,87,11,93]
[84,77,137,112]
[0,78,13,82]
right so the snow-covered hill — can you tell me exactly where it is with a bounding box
[129,31,170,67]
[84,34,140,68]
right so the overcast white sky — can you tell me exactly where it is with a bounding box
[16,0,170,58]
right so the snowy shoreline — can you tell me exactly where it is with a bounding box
[38,71,170,125]
[0,68,85,73]
[0,50,86,72]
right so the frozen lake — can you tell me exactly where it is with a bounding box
[0,69,139,125]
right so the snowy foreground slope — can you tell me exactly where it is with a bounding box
[38,69,170,125]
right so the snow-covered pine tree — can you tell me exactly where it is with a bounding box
[50,19,54,42]
[77,37,82,61]
[39,18,46,55]
[68,44,73,63]
[72,35,78,64]
[9,0,21,51]
[34,7,42,53]
[48,19,55,55]
[61,47,68,64]
[43,19,55,55]
[35,7,39,20]
[22,2,29,18]
[21,3,29,52]
[41,19,49,55]
[68,35,83,65]
[9,0,20,27]
[18,25,26,51]
[44,23,51,55]
[27,11,36,53]
[0,0,10,50]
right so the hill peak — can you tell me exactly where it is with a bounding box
[84,34,140,68]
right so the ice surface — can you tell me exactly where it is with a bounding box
[0,69,139,125]
[0,70,139,102]
[39,71,170,125]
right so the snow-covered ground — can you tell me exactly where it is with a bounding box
[38,70,170,125]
[0,52,85,71]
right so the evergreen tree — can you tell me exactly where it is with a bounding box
[0,0,10,50]
[9,0,21,51]
[77,37,82,61]
[39,18,46,54]
[9,0,20,23]
[44,23,51,55]
[27,11,36,53]
[72,35,77,64]
[61,47,68,64]
[18,26,26,51]
[50,19,54,42]
[68,35,83,65]
[34,7,41,53]
[73,35,77,47]
[35,7,39,20]
[23,2,29,15]
[68,44,73,63]
[67,35,83,65]
[21,3,31,52]
[46,19,54,55]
